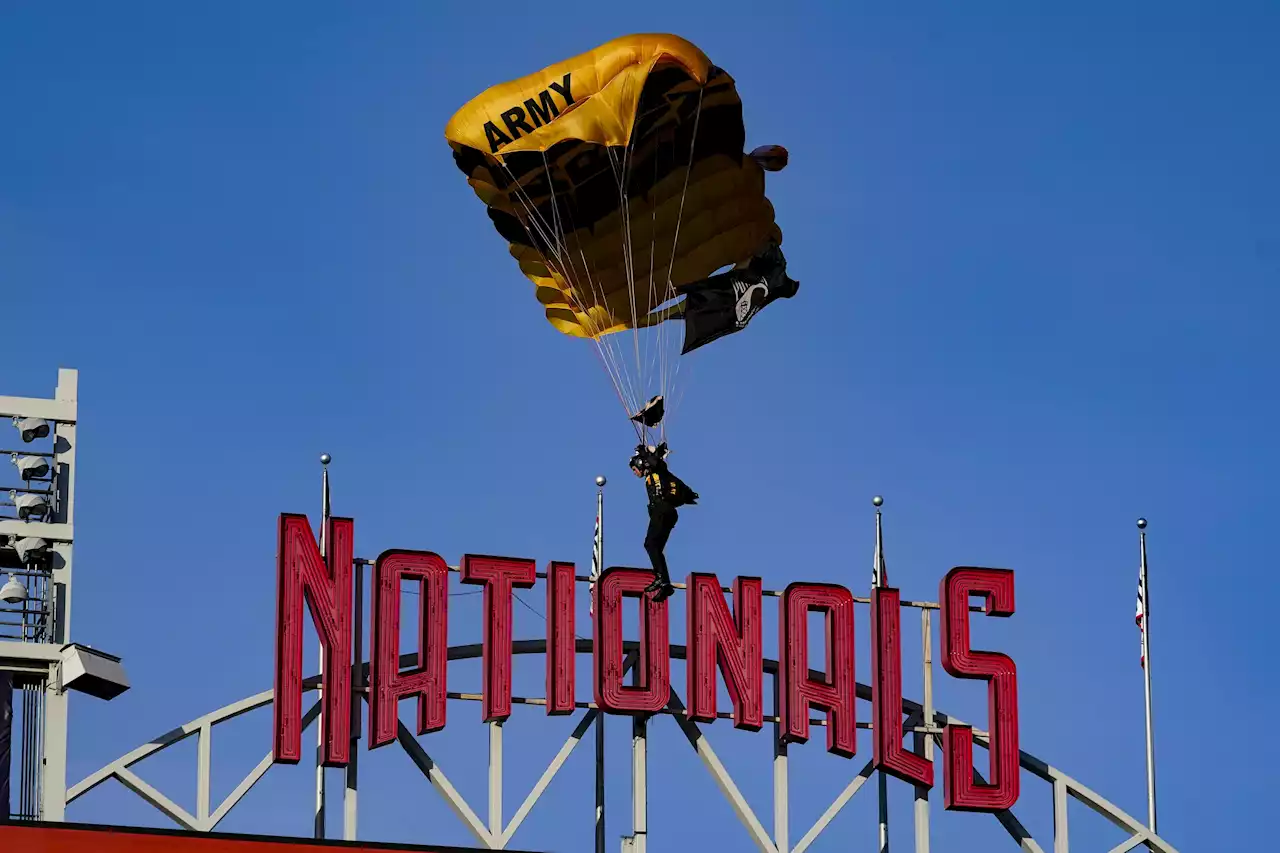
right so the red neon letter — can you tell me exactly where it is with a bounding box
[546,561,577,715]
[273,513,353,766]
[778,582,857,757]
[686,574,763,730]
[593,567,670,714]
[939,567,1019,812]
[369,550,449,749]
[871,586,933,787]
[462,554,537,722]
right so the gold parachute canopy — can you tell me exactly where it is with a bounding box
[445,34,785,340]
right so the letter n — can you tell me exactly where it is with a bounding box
[273,513,353,765]
[940,567,1019,812]
[686,574,763,730]
[369,550,450,749]
[593,567,669,714]
[871,586,933,787]
[778,582,857,757]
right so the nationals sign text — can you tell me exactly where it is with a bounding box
[271,514,1020,812]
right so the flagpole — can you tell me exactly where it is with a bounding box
[1137,517,1157,833]
[872,495,889,853]
[315,453,332,839]
[593,475,607,853]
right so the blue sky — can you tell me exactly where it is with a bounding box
[3,2,1276,851]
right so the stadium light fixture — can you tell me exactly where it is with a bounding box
[0,574,27,604]
[12,454,50,481]
[11,491,50,522]
[12,417,50,443]
[10,536,49,564]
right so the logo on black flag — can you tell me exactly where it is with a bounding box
[678,243,799,355]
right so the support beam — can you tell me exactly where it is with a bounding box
[197,723,212,825]
[0,520,71,543]
[1053,778,1069,853]
[396,720,493,848]
[791,759,876,853]
[667,691,777,853]
[115,767,198,830]
[210,701,322,830]
[0,396,75,423]
[502,710,598,846]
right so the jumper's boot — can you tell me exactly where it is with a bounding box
[643,567,675,601]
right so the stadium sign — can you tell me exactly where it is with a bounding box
[271,514,1020,813]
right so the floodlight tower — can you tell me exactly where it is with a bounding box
[0,368,129,823]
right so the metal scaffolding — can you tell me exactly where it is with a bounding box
[1,368,129,823]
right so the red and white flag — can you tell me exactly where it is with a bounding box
[588,503,602,616]
[1135,570,1146,668]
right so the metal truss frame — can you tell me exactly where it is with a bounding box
[67,623,1180,853]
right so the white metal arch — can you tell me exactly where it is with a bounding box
[67,638,1179,853]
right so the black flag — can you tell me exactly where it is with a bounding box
[677,243,798,355]
[630,395,665,427]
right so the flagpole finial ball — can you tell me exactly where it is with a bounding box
[872,495,883,507]
[320,454,332,466]
[596,475,607,487]
[1137,517,1147,529]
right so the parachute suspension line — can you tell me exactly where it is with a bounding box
[659,83,706,446]
[603,142,651,445]
[606,138,648,443]
[644,150,663,445]
[535,148,646,437]
[496,159,638,429]
[530,149,634,413]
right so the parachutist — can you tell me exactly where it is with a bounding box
[629,442,698,602]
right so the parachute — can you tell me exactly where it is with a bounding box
[445,34,794,442]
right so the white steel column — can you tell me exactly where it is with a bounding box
[490,720,504,841]
[314,654,325,835]
[631,715,648,853]
[39,682,67,820]
[773,674,789,853]
[50,369,76,643]
[626,643,647,853]
[878,771,890,852]
[595,716,606,853]
[39,369,77,821]
[913,608,933,853]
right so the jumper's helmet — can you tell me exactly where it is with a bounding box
[629,445,659,475]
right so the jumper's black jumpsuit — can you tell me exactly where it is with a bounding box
[642,462,682,589]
